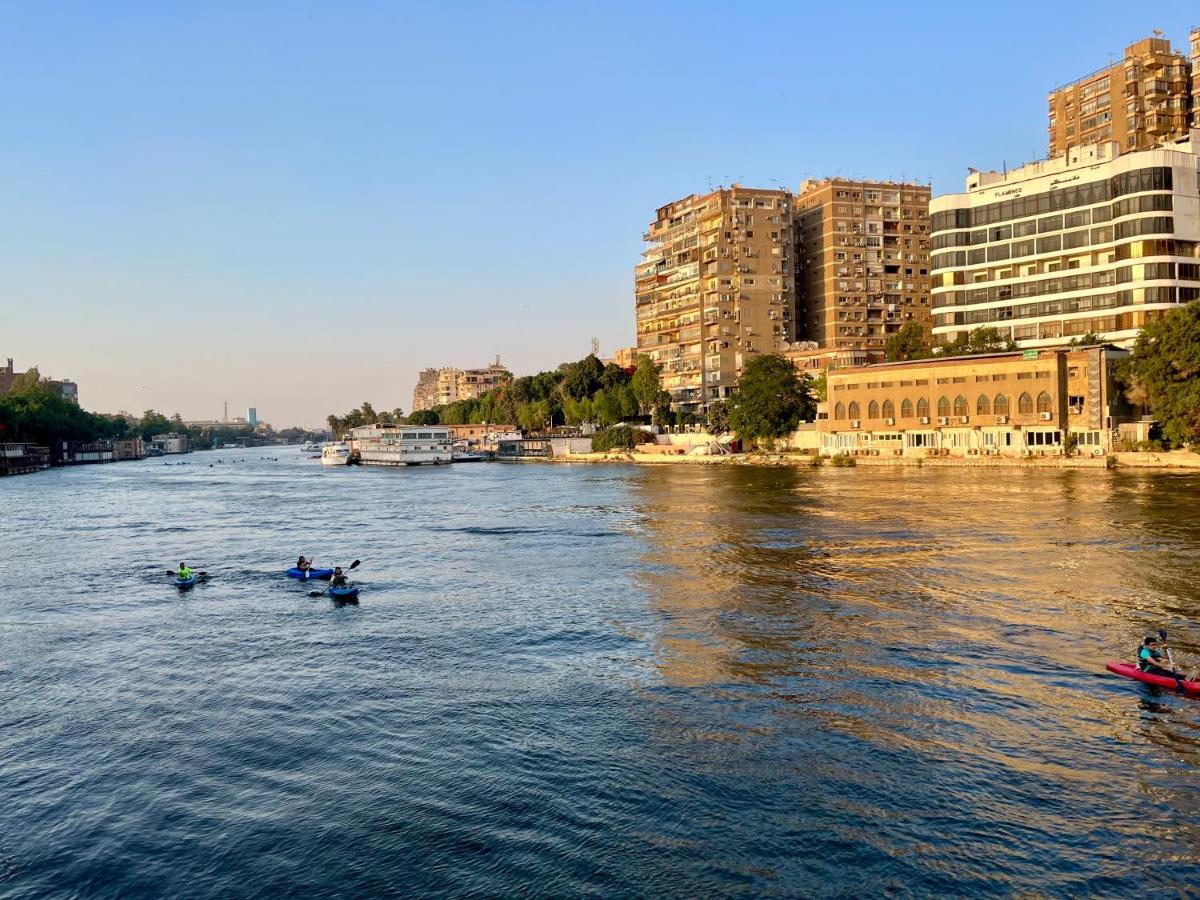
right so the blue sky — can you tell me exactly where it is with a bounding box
[2,1,1196,426]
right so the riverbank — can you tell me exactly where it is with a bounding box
[525,449,1200,470]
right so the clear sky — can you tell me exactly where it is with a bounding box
[2,2,1197,427]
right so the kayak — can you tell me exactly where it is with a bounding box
[329,585,360,602]
[287,567,334,580]
[175,575,197,589]
[1105,661,1200,696]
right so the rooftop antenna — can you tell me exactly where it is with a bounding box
[591,336,600,357]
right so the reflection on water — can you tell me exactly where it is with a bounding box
[1,454,1199,895]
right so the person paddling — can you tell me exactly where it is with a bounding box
[296,556,312,573]
[1138,636,1180,678]
[330,566,348,588]
[177,562,193,581]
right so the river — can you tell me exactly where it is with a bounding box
[1,449,1198,897]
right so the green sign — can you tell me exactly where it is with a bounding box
[1022,350,1038,360]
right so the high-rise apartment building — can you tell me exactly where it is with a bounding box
[410,359,512,412]
[793,179,933,356]
[930,136,1200,349]
[1048,35,1192,157]
[636,186,793,410]
[1192,28,1200,127]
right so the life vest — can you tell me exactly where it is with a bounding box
[1137,646,1163,671]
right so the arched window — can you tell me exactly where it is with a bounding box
[937,396,950,417]
[994,394,1009,416]
[848,401,860,419]
[901,398,913,418]
[953,395,968,417]
[1018,392,1034,414]
[1036,391,1053,414]
[882,399,894,419]
[916,398,930,418]
[834,401,846,420]
[976,394,991,416]
[868,400,880,419]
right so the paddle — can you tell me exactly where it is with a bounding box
[166,569,207,582]
[309,560,360,597]
[1159,628,1185,694]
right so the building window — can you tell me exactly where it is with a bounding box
[848,401,860,419]
[994,394,1010,415]
[901,398,914,418]
[868,400,880,419]
[1018,392,1034,414]
[834,402,846,420]
[1036,391,1053,414]
[916,398,930,418]
[882,399,894,419]
[953,395,968,416]
[976,395,991,416]
[937,396,950,417]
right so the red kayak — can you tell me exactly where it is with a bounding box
[1106,661,1200,696]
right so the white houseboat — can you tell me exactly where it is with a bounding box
[321,442,352,466]
[348,424,453,467]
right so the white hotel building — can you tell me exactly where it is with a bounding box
[930,132,1200,348]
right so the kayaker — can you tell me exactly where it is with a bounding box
[177,562,193,581]
[1137,636,1177,677]
[296,556,311,572]
[330,566,348,588]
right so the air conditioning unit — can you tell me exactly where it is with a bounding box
[919,416,931,424]
[850,419,861,428]
[885,417,896,426]
[995,415,1008,424]
[937,416,951,425]
[1040,411,1053,421]
[959,416,970,424]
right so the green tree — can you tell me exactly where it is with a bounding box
[652,391,673,427]
[599,363,630,392]
[938,326,1016,357]
[408,409,440,426]
[885,322,931,361]
[728,354,815,444]
[631,355,661,414]
[592,388,621,427]
[1069,332,1104,346]
[705,400,731,434]
[561,354,605,401]
[1126,303,1200,447]
[138,410,173,439]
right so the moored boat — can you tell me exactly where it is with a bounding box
[348,424,453,467]
[321,443,352,466]
[300,440,321,452]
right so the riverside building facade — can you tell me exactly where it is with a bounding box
[793,179,933,357]
[411,358,511,412]
[1047,35,1193,157]
[818,345,1130,458]
[930,134,1200,350]
[636,186,793,411]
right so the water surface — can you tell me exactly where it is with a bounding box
[2,450,1199,897]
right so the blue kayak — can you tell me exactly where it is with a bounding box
[175,575,197,589]
[287,567,334,580]
[329,585,360,602]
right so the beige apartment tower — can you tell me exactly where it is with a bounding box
[1048,35,1192,157]
[1192,28,1200,127]
[410,358,511,412]
[636,186,793,410]
[793,179,933,356]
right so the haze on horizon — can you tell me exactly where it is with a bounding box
[3,1,1194,428]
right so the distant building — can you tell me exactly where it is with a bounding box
[411,357,512,411]
[612,346,639,369]
[248,407,257,428]
[818,345,1132,457]
[1048,34,1193,158]
[0,357,77,403]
